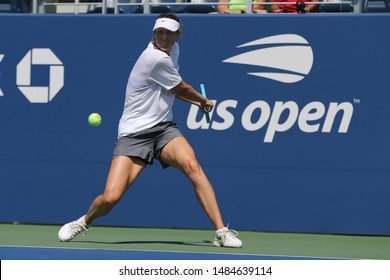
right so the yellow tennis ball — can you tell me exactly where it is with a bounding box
[88,113,101,127]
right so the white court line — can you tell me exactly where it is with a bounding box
[0,245,349,260]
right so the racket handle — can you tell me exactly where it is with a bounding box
[203,105,211,113]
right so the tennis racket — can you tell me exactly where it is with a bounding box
[200,83,211,123]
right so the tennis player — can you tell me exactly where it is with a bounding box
[58,13,242,248]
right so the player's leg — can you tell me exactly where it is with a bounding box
[58,156,145,241]
[160,136,243,248]
[84,155,146,224]
[160,136,224,229]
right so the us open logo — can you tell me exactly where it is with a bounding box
[16,48,64,103]
[187,34,354,143]
[223,34,313,83]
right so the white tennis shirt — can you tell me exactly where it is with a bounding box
[118,42,182,137]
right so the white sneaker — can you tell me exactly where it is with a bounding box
[214,227,243,248]
[58,215,88,242]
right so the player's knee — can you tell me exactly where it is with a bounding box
[181,158,201,177]
[102,193,121,207]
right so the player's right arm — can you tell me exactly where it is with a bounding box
[173,80,214,113]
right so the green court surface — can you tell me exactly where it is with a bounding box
[1,223,390,259]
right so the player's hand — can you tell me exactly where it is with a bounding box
[201,99,214,113]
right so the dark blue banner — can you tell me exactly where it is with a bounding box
[0,14,389,235]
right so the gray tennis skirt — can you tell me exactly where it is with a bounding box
[113,121,183,168]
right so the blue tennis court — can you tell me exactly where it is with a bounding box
[0,246,335,260]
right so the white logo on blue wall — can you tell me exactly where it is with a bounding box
[223,34,313,83]
[16,48,64,103]
[187,34,354,143]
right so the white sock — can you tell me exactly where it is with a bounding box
[78,215,87,227]
[216,227,228,233]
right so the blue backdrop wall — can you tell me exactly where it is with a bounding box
[0,13,389,235]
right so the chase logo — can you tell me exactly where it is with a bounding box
[16,48,64,103]
[223,34,313,83]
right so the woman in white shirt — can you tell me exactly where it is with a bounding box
[58,13,242,248]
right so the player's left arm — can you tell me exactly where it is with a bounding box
[173,80,214,113]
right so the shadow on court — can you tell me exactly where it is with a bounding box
[73,240,214,247]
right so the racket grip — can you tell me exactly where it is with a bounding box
[203,105,211,113]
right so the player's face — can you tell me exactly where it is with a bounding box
[154,28,180,53]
